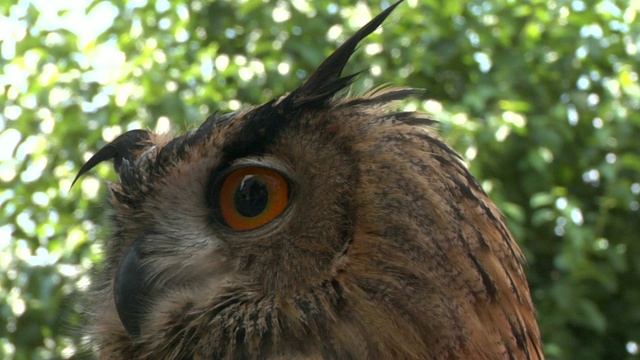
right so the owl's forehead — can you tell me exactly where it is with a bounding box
[148,111,240,166]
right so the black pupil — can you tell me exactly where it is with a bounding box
[234,175,269,218]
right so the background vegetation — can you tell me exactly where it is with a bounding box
[1,0,638,358]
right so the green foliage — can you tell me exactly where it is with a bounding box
[1,0,638,358]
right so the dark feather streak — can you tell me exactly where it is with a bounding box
[469,252,498,300]
[415,132,464,160]
[340,88,424,109]
[394,113,438,127]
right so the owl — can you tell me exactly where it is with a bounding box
[74,2,543,359]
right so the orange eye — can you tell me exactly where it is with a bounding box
[215,166,289,230]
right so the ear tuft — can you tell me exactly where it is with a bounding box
[288,0,404,107]
[71,129,152,189]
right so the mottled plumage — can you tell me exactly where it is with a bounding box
[75,2,543,359]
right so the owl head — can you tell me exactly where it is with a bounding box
[74,1,542,359]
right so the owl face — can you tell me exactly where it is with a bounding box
[76,2,542,359]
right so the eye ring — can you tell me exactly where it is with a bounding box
[212,166,290,230]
